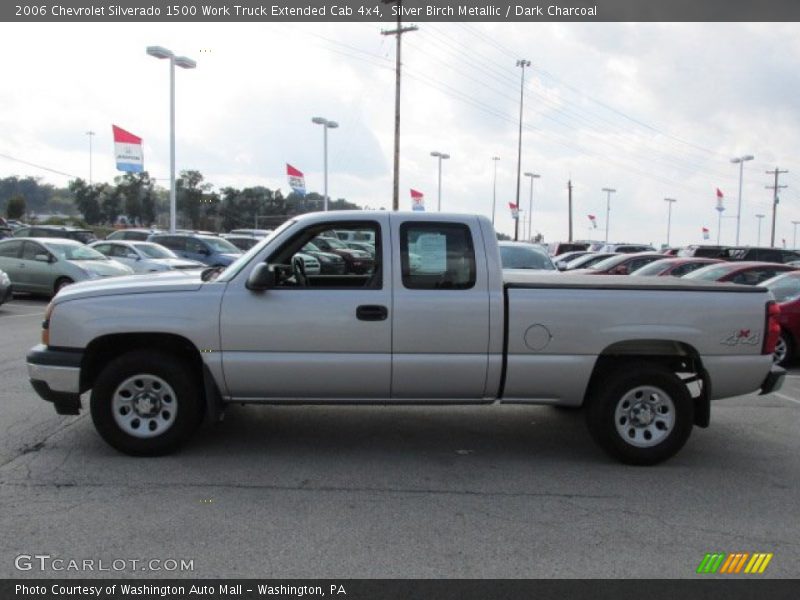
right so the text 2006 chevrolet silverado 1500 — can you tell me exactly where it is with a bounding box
[27,212,785,464]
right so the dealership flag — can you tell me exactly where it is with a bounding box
[509,202,519,219]
[702,227,710,240]
[410,188,425,211]
[112,125,143,173]
[588,214,597,228]
[715,188,725,212]
[286,164,306,196]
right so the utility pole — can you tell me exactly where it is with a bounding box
[765,167,788,247]
[85,131,95,184]
[381,0,417,212]
[602,187,616,244]
[664,198,677,247]
[491,156,500,226]
[755,214,765,246]
[514,59,531,241]
[567,179,574,242]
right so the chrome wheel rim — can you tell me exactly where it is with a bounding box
[614,385,675,448]
[112,374,178,439]
[774,335,787,364]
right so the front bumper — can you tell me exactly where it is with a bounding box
[759,364,786,395]
[27,344,84,414]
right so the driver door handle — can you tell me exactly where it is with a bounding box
[356,305,388,321]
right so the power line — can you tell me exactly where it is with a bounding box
[0,152,80,179]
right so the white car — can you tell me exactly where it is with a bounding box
[89,241,205,273]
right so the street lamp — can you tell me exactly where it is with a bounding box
[430,151,450,212]
[664,198,677,247]
[312,117,339,211]
[524,172,540,241]
[85,131,95,184]
[731,154,755,245]
[792,220,799,249]
[514,59,531,241]
[491,156,500,226]
[602,187,616,243]
[147,45,196,233]
[755,214,765,246]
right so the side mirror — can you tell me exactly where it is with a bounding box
[246,263,276,291]
[34,254,51,263]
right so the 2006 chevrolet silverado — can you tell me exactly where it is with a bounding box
[27,212,785,464]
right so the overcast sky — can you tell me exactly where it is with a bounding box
[1,21,799,245]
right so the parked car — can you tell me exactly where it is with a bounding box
[89,241,205,273]
[345,241,376,257]
[106,228,163,242]
[499,241,557,274]
[683,261,798,285]
[760,271,800,366]
[301,241,347,274]
[660,247,680,256]
[0,238,133,296]
[229,228,273,237]
[312,236,374,274]
[630,258,724,278]
[547,241,590,256]
[562,252,617,271]
[221,235,262,252]
[291,252,321,277]
[571,252,665,275]
[721,247,800,264]
[27,211,784,465]
[0,268,11,306]
[13,225,97,244]
[553,250,592,270]
[0,227,13,240]
[334,229,376,245]
[147,233,242,267]
[677,245,729,259]
[596,243,657,254]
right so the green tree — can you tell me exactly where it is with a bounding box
[176,170,212,229]
[115,172,156,226]
[6,194,26,219]
[68,179,103,225]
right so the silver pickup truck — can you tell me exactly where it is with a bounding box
[27,211,785,464]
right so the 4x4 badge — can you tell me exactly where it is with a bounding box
[721,329,760,346]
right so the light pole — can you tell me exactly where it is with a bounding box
[755,214,765,246]
[524,172,540,241]
[664,198,677,247]
[602,187,616,244]
[792,220,799,249]
[147,46,196,233]
[514,59,531,241]
[85,131,95,184]
[312,117,339,211]
[491,156,500,226]
[731,154,755,245]
[430,151,450,211]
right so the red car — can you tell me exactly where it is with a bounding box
[762,271,800,366]
[630,257,724,277]
[683,261,798,286]
[570,252,666,275]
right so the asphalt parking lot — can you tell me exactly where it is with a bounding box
[0,296,798,579]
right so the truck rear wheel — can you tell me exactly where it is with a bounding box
[586,363,694,465]
[90,351,203,456]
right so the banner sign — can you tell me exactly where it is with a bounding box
[509,202,519,219]
[715,188,725,212]
[588,214,597,228]
[410,189,425,211]
[287,164,306,196]
[702,227,710,240]
[112,125,143,173]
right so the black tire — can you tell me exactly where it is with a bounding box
[90,350,204,456]
[775,330,794,367]
[585,363,694,465]
[53,277,73,295]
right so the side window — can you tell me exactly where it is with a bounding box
[267,221,382,289]
[21,241,45,260]
[186,238,206,254]
[672,263,697,277]
[14,227,30,237]
[400,222,476,290]
[0,240,23,258]
[159,237,183,251]
[93,244,111,256]
[110,244,130,258]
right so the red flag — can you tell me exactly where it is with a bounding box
[588,214,597,229]
[410,189,424,211]
[702,227,710,240]
[509,202,519,219]
[716,188,724,198]
[286,164,305,195]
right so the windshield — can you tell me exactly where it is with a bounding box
[134,243,176,259]
[587,254,628,270]
[500,245,555,270]
[304,242,321,253]
[630,260,671,276]
[46,242,107,261]
[766,274,800,303]
[683,264,734,281]
[200,237,242,254]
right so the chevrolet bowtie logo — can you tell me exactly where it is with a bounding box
[696,552,773,574]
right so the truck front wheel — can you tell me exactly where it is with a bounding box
[586,363,694,465]
[90,351,203,456]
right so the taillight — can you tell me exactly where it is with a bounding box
[41,302,54,346]
[762,301,781,355]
